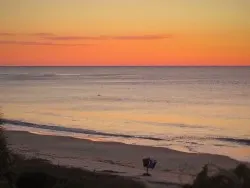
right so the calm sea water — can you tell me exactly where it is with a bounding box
[0,66,250,161]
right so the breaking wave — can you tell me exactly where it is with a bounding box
[2,119,163,141]
[3,119,250,146]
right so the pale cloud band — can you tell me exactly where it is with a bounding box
[1,32,172,40]
[44,34,172,41]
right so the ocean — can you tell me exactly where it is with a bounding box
[0,66,250,162]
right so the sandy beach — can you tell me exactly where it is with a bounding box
[6,130,244,188]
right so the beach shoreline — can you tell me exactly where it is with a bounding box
[6,130,246,188]
[3,120,250,162]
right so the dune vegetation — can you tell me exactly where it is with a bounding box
[183,162,250,188]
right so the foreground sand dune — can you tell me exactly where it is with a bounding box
[6,131,241,188]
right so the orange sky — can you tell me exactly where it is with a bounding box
[0,0,250,66]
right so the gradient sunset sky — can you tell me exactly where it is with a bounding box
[1,0,250,66]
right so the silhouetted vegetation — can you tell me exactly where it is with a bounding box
[183,163,250,188]
[0,154,145,188]
[0,113,16,188]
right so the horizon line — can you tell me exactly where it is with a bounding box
[0,65,250,67]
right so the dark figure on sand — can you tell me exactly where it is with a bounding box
[142,157,157,176]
